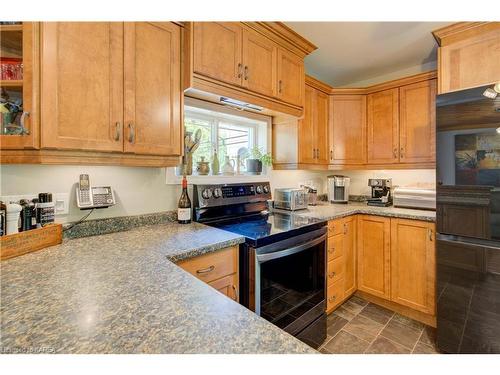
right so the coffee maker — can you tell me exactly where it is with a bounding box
[367,178,392,207]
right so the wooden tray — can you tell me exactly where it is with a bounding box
[1,224,62,260]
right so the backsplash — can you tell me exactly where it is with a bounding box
[1,165,435,224]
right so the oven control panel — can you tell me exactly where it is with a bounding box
[193,182,271,208]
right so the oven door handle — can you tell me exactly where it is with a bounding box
[256,233,327,263]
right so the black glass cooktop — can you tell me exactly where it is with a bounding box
[209,211,326,247]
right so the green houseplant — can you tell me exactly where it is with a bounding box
[245,147,273,175]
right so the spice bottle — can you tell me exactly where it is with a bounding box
[19,199,32,232]
[37,193,55,227]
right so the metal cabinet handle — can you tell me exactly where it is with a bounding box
[400,147,404,158]
[232,285,239,301]
[330,149,333,161]
[237,63,242,78]
[244,65,249,80]
[114,122,121,141]
[317,149,320,159]
[196,265,215,274]
[393,148,398,159]
[328,271,336,278]
[19,111,30,135]
[328,295,337,303]
[278,80,282,93]
[343,223,348,234]
[328,247,335,254]
[128,123,135,143]
[428,229,433,242]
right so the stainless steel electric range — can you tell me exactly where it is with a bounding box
[193,182,327,349]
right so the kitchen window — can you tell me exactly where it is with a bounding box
[167,98,270,182]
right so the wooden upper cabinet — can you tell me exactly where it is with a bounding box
[298,85,316,164]
[390,219,435,314]
[357,215,391,300]
[124,22,181,156]
[0,22,39,150]
[315,90,330,164]
[367,88,399,164]
[40,22,124,152]
[193,22,243,86]
[399,79,436,163]
[298,85,329,164]
[277,47,304,107]
[433,23,500,94]
[330,95,366,165]
[241,28,277,97]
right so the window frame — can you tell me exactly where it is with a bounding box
[166,97,272,185]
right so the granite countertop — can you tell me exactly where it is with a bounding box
[0,222,315,354]
[282,201,436,222]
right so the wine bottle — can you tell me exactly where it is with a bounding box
[177,175,192,224]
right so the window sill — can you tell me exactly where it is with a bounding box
[165,167,270,185]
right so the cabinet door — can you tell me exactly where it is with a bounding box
[315,90,330,165]
[439,27,500,94]
[193,22,243,87]
[391,219,435,314]
[0,22,39,150]
[208,273,239,302]
[343,216,357,297]
[399,79,436,163]
[357,215,391,299]
[298,85,316,163]
[367,88,399,164]
[276,48,304,107]
[41,22,124,152]
[241,28,277,97]
[124,22,181,156]
[330,95,367,165]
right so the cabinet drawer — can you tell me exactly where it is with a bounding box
[327,277,344,311]
[178,246,238,284]
[328,220,342,237]
[327,256,344,286]
[327,233,343,261]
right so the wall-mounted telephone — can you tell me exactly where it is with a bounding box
[76,174,116,209]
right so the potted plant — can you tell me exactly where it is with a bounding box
[245,147,272,175]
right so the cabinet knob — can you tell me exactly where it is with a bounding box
[114,122,121,141]
[328,271,336,278]
[196,265,215,274]
[19,111,30,135]
[128,123,135,143]
[232,285,239,301]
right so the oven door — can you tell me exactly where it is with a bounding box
[254,227,326,337]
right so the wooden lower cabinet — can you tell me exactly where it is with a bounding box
[326,216,356,313]
[208,273,239,302]
[327,215,436,325]
[177,246,239,302]
[357,215,391,299]
[391,218,435,314]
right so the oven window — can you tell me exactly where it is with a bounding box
[259,242,325,328]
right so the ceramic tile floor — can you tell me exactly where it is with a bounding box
[319,295,440,354]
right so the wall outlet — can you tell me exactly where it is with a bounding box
[54,193,69,215]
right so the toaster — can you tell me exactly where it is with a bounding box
[273,188,308,211]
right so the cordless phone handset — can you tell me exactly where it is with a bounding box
[77,174,93,207]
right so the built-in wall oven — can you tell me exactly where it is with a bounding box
[193,182,327,348]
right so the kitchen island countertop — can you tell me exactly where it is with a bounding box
[0,222,315,354]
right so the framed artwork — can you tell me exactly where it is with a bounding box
[455,132,500,187]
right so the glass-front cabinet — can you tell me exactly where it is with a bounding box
[0,22,38,149]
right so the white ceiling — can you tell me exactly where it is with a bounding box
[286,22,451,87]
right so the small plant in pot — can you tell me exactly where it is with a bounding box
[245,147,272,175]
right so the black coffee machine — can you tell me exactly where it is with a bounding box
[367,178,392,207]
